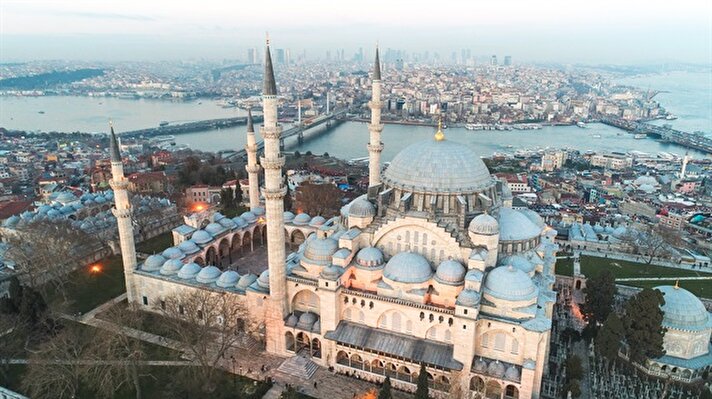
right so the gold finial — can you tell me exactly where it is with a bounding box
[434,115,445,141]
[674,280,679,289]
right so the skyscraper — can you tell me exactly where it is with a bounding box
[490,55,498,66]
[275,48,286,64]
[504,55,512,66]
[247,48,258,64]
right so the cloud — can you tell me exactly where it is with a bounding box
[40,10,155,21]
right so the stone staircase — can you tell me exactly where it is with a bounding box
[275,355,319,380]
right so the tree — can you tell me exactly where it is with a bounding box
[220,187,235,209]
[378,376,392,399]
[233,184,243,206]
[624,287,666,363]
[564,355,583,382]
[295,182,343,217]
[619,225,674,264]
[580,269,617,331]
[414,363,429,399]
[561,379,581,398]
[595,313,625,363]
[283,174,293,212]
[157,289,259,392]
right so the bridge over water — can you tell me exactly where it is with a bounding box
[601,118,712,154]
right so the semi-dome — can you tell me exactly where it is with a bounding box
[286,313,299,327]
[383,252,433,284]
[349,198,376,218]
[505,366,520,381]
[303,237,338,264]
[283,211,295,222]
[435,259,466,285]
[311,319,321,333]
[178,240,200,254]
[160,258,184,275]
[655,285,712,331]
[469,213,499,235]
[356,247,384,268]
[473,358,488,373]
[309,216,326,227]
[498,207,542,242]
[205,222,226,236]
[142,254,166,272]
[196,265,221,284]
[484,265,537,301]
[177,262,201,279]
[162,247,185,260]
[216,270,240,288]
[297,312,318,330]
[487,361,505,378]
[320,264,344,280]
[293,213,311,225]
[191,230,213,245]
[382,138,493,194]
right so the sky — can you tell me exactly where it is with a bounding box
[1,0,711,64]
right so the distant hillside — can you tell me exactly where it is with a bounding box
[0,68,105,90]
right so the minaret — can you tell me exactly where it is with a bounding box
[367,46,384,187]
[245,109,261,210]
[108,123,139,304]
[681,153,690,179]
[260,38,288,329]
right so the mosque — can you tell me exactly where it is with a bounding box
[109,41,561,399]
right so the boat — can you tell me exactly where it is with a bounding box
[38,111,45,114]
[159,121,169,127]
[576,122,586,128]
[665,114,678,120]
[591,134,602,138]
[634,133,646,139]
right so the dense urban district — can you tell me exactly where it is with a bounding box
[0,51,711,399]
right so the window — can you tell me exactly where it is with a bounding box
[379,315,387,328]
[464,309,468,315]
[481,334,489,348]
[391,312,401,332]
[160,300,165,310]
[142,296,148,306]
[494,333,506,351]
[444,330,452,342]
[511,339,519,354]
[179,305,184,315]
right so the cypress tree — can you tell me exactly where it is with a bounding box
[580,269,617,331]
[595,313,625,362]
[378,376,392,399]
[624,287,666,363]
[414,363,429,399]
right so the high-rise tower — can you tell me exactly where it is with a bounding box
[108,123,139,303]
[260,38,288,352]
[245,109,261,210]
[367,47,384,188]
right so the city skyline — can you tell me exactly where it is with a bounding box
[1,0,711,64]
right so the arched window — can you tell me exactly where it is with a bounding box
[406,320,413,334]
[358,310,365,323]
[444,330,452,342]
[392,312,402,332]
[511,338,519,354]
[481,333,489,348]
[423,233,428,245]
[428,327,437,340]
[379,314,388,328]
[344,308,352,320]
[494,333,506,351]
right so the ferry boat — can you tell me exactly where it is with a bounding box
[591,134,602,138]
[576,122,587,128]
[665,114,678,120]
[159,121,169,127]
[634,133,646,139]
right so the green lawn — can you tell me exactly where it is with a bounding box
[619,279,711,299]
[578,255,702,279]
[136,232,174,254]
[555,257,574,276]
[45,255,126,314]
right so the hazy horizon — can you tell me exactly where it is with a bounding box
[1,0,711,65]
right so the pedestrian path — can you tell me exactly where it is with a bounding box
[616,276,712,281]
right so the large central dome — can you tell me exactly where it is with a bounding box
[383,138,493,194]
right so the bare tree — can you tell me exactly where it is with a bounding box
[295,182,343,217]
[156,289,258,392]
[5,219,95,302]
[620,225,674,264]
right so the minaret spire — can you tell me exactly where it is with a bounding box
[245,109,261,210]
[107,122,139,304]
[259,38,288,353]
[367,45,384,188]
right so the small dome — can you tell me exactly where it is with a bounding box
[72,203,84,211]
[56,191,78,204]
[283,211,295,222]
[2,215,20,228]
[252,206,265,216]
[457,289,481,307]
[205,222,226,236]
[655,285,711,331]
[191,230,213,244]
[257,270,270,289]
[160,258,184,275]
[47,209,60,218]
[60,205,75,214]
[240,211,257,224]
[498,207,542,242]
[177,262,201,279]
[484,266,537,301]
[309,216,326,227]
[435,259,466,285]
[37,205,52,214]
[505,366,520,381]
[297,312,317,330]
[237,274,257,289]
[216,270,240,288]
[383,252,433,284]
[303,237,338,264]
[469,213,499,235]
[218,217,237,229]
[473,358,488,373]
[349,198,376,218]
[487,361,505,378]
[293,213,311,225]
[162,247,185,260]
[232,216,248,228]
[212,212,225,221]
[356,247,384,268]
[505,255,535,274]
[286,313,299,327]
[178,240,200,254]
[94,196,107,204]
[142,254,166,272]
[320,264,343,280]
[312,319,321,333]
[196,266,221,284]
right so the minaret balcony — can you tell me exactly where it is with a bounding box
[109,179,129,190]
[367,143,384,153]
[368,100,383,109]
[246,165,261,174]
[262,186,287,200]
[260,126,283,139]
[260,156,285,170]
